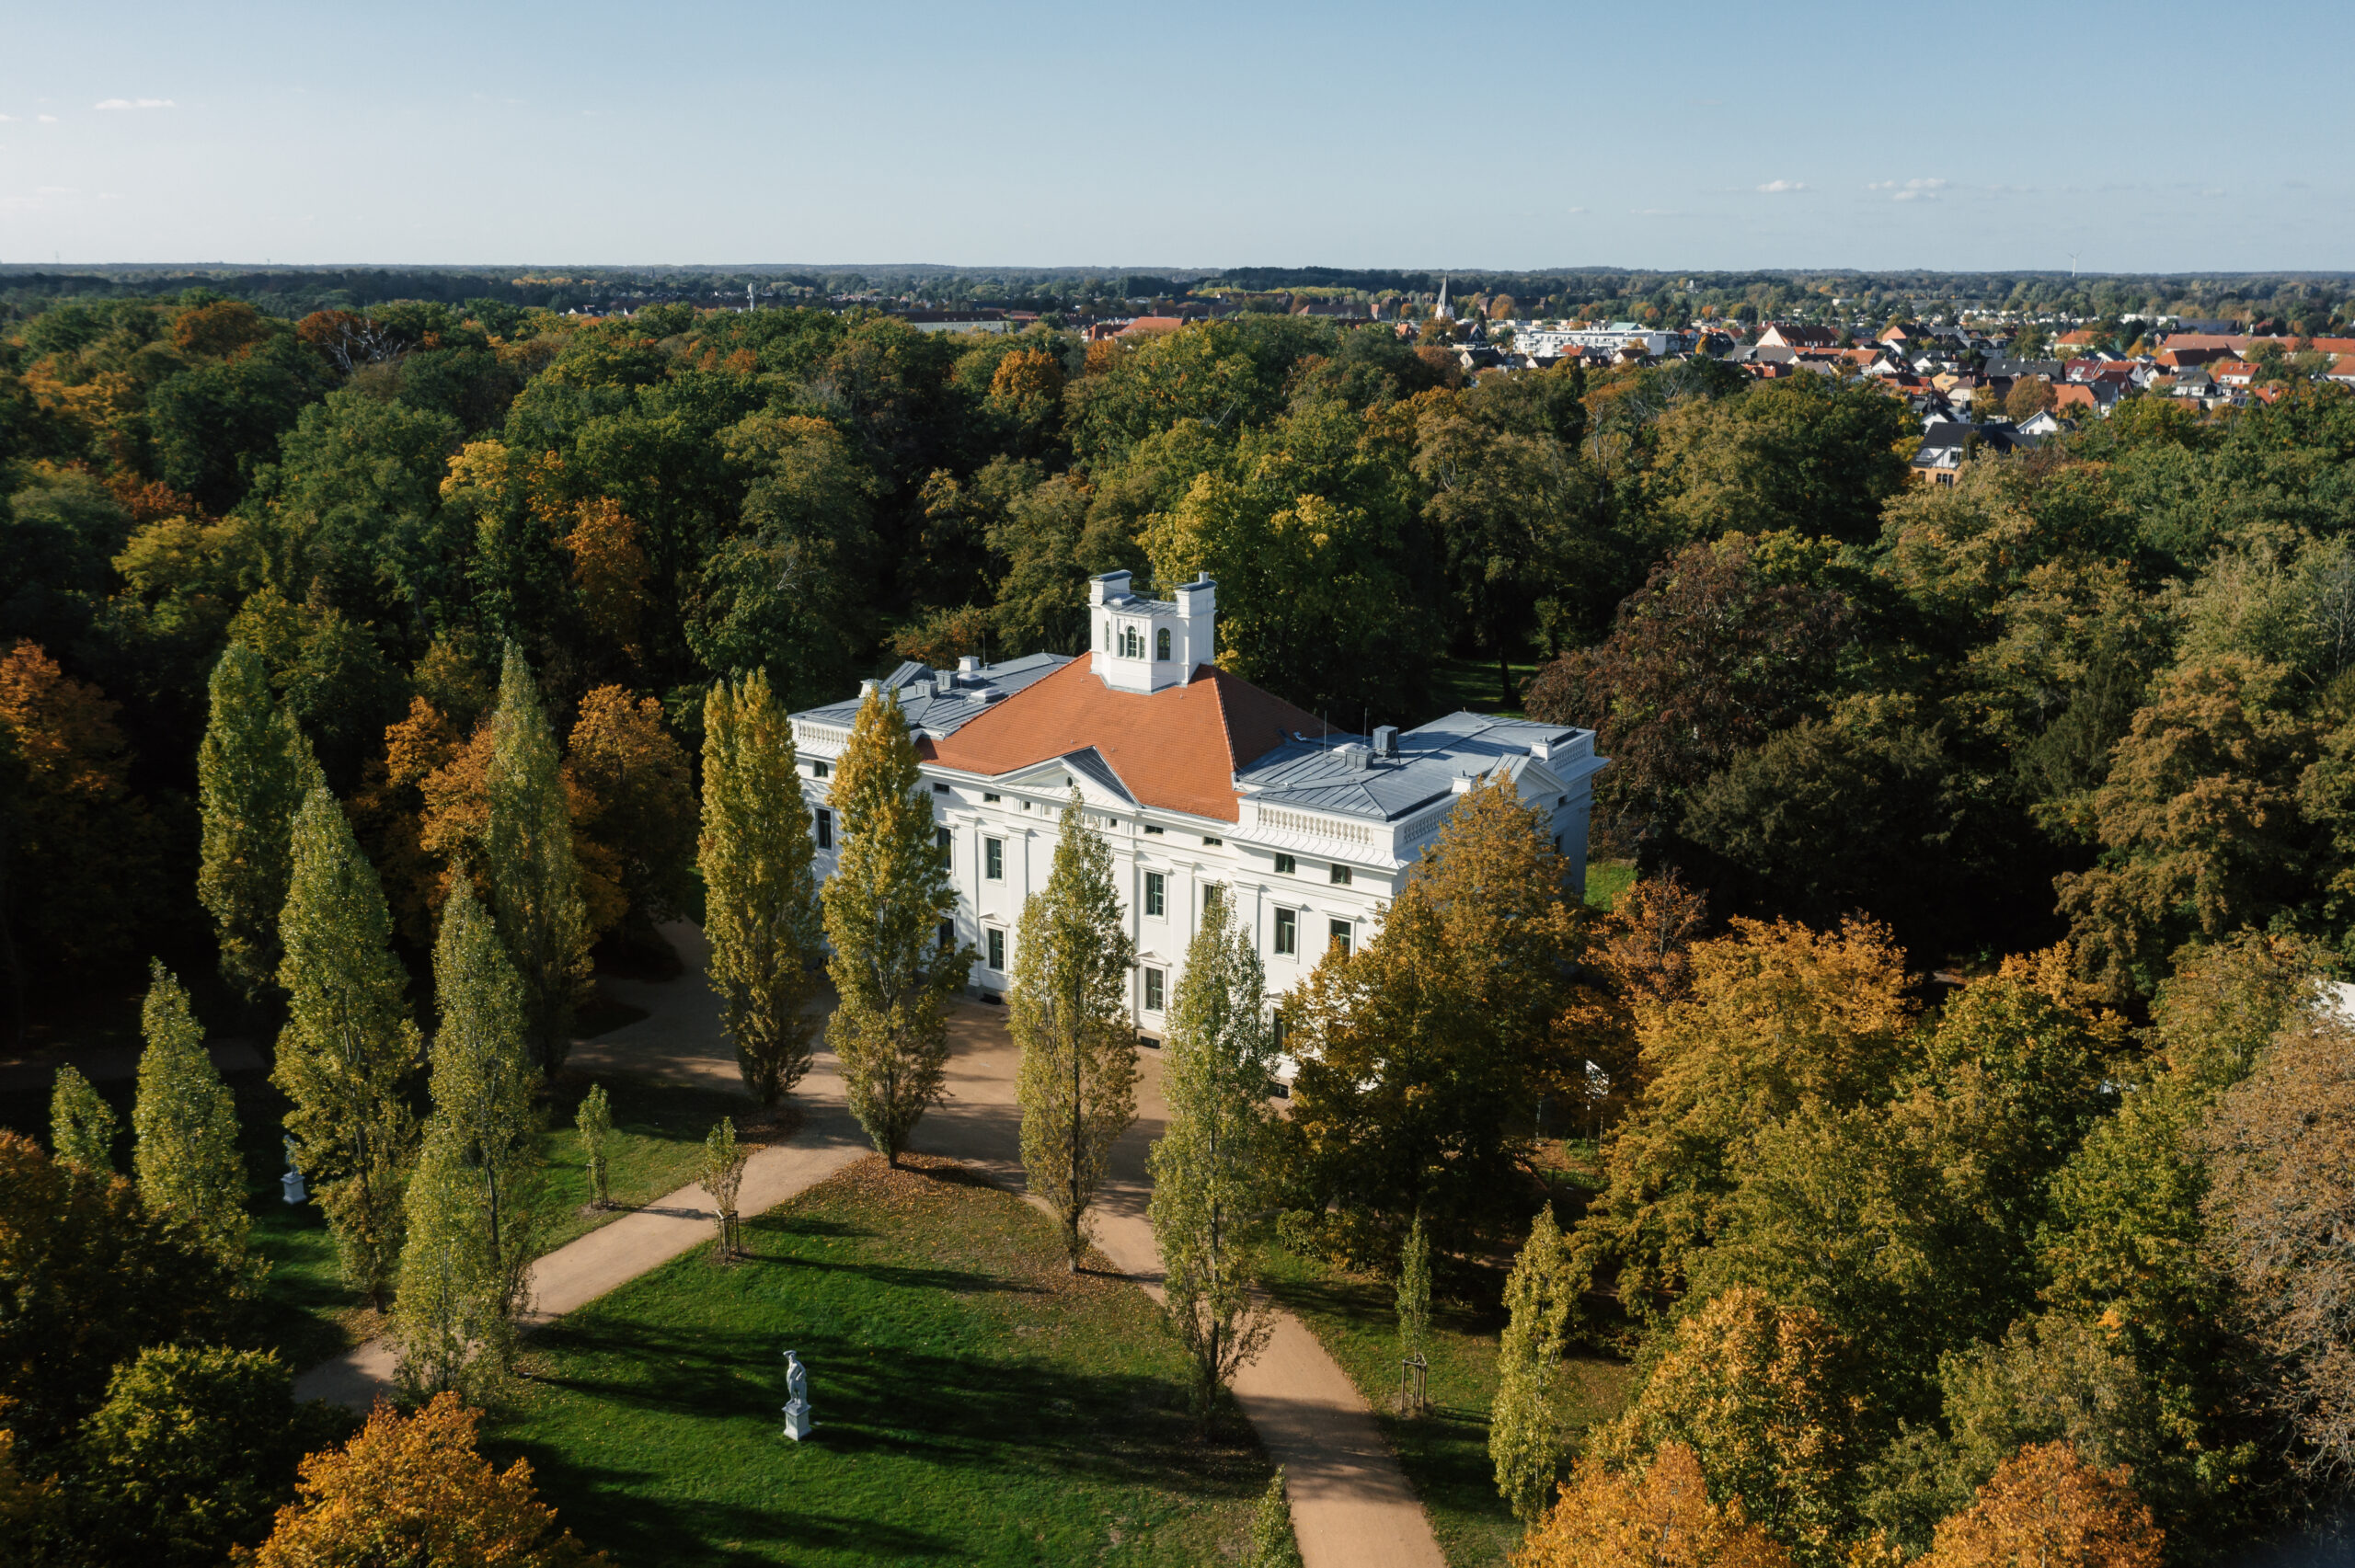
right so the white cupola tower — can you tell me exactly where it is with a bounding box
[1088,571,1215,694]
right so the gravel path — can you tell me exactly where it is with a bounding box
[294,925,1445,1568]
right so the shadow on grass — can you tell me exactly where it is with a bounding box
[492,1443,963,1564]
[525,1314,1231,1494]
[741,1253,1044,1298]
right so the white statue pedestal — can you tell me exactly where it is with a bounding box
[780,1348,812,1440]
[281,1168,306,1205]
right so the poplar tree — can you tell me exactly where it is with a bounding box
[699,670,822,1106]
[396,880,543,1394]
[703,1117,749,1257]
[49,1063,117,1174]
[821,687,971,1165]
[276,786,419,1310]
[1397,1212,1432,1413]
[197,643,320,1005]
[132,960,247,1262]
[1015,788,1139,1270]
[576,1082,613,1209]
[1148,890,1276,1421]
[484,643,588,1075]
[1491,1206,1572,1523]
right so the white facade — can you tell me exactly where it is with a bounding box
[789,584,1606,1065]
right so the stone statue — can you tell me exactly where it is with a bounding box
[781,1348,812,1440]
[281,1136,306,1206]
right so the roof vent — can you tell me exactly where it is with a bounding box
[1340,744,1371,773]
[1373,725,1398,758]
[859,679,880,700]
[958,655,981,677]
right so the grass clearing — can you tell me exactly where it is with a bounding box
[1431,657,1545,718]
[1260,1246,1633,1568]
[1583,859,1635,911]
[489,1154,1270,1566]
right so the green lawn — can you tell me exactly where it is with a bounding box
[1583,860,1635,911]
[532,1072,760,1254]
[488,1155,1272,1566]
[1260,1247,1632,1568]
[1431,657,1544,718]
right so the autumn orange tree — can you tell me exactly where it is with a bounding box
[1513,1444,1793,1568]
[0,639,160,987]
[1923,1442,2162,1568]
[245,1394,607,1568]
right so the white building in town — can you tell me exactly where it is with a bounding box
[788,572,1607,1043]
[1511,321,1696,360]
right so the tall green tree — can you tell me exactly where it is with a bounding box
[395,880,542,1396]
[484,643,588,1073]
[48,1063,116,1174]
[821,688,971,1165]
[1015,789,1139,1269]
[275,786,419,1310]
[132,960,247,1264]
[197,643,319,1006]
[699,670,822,1106]
[1490,1206,1572,1523]
[1149,889,1276,1421]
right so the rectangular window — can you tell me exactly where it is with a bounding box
[1143,967,1165,1012]
[984,838,1004,880]
[1272,1013,1289,1052]
[983,792,1001,803]
[937,919,954,951]
[1274,853,1296,876]
[1329,919,1352,956]
[815,808,833,851]
[1143,824,1164,836]
[1274,908,1297,956]
[1329,864,1351,886]
[936,827,953,866]
[813,761,829,778]
[1202,836,1223,846]
[934,782,949,794]
[987,928,1005,971]
[1144,871,1166,918]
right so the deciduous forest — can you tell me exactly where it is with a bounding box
[4,286,2355,1565]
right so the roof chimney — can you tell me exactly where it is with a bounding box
[1373,725,1398,758]
[1089,570,1132,606]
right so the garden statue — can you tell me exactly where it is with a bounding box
[782,1348,813,1440]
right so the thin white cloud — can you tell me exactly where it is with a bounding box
[37,114,56,123]
[0,115,15,123]
[93,97,175,110]
[1757,179,1807,193]
[1869,177,1947,201]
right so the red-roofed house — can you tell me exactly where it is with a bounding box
[788,572,1607,1036]
[2214,360,2258,387]
[1758,322,1842,349]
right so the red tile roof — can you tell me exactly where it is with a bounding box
[918,658,1325,822]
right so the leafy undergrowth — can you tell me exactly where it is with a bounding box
[489,1154,1271,1566]
[1260,1246,1633,1568]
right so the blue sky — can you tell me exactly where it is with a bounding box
[3,0,2348,273]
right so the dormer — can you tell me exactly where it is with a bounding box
[1087,571,1215,693]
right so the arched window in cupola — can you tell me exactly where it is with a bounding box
[1155,627,1171,661]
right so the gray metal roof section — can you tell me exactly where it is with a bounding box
[1235,711,1599,821]
[793,653,1071,739]
[1058,747,1135,804]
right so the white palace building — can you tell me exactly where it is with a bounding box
[790,571,1607,1042]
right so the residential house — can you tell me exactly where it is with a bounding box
[1757,322,1842,349]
